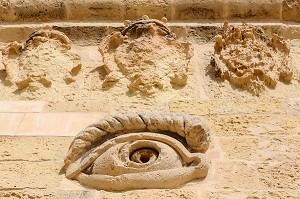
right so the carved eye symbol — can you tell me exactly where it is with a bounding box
[64,113,210,191]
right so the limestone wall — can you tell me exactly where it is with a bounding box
[0,1,300,199]
[0,0,300,22]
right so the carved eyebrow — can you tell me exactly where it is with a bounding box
[64,112,210,167]
[121,19,175,38]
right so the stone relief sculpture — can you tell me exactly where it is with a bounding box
[99,16,193,95]
[211,22,293,95]
[64,112,210,191]
[2,29,81,91]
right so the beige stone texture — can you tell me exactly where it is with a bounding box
[1,0,297,22]
[65,0,125,21]
[13,0,66,22]
[169,98,285,115]
[0,189,96,199]
[124,0,172,20]
[0,2,300,197]
[214,161,267,190]
[173,0,226,20]
[220,136,300,161]
[201,190,300,199]
[0,113,24,136]
[282,0,300,22]
[207,115,300,136]
[0,137,73,161]
[0,189,198,199]
[225,0,282,20]
[0,161,63,189]
[0,101,46,112]
[15,112,106,136]
[257,161,300,189]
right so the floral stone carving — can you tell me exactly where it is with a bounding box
[2,29,81,91]
[64,112,210,191]
[211,22,293,95]
[99,16,193,95]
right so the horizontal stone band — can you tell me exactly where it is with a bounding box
[0,0,299,22]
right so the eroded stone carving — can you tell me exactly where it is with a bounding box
[99,16,193,95]
[64,112,210,191]
[211,22,293,95]
[2,29,81,91]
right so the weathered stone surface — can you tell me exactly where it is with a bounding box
[0,0,15,21]
[207,115,300,136]
[0,189,95,199]
[65,0,125,21]
[174,0,226,20]
[0,189,198,199]
[169,99,285,115]
[124,0,172,20]
[0,10,299,199]
[201,190,299,199]
[285,97,300,115]
[3,0,300,23]
[0,161,63,189]
[0,137,72,161]
[220,136,300,161]
[100,189,198,199]
[282,0,300,22]
[211,23,293,96]
[214,162,266,189]
[257,161,300,189]
[13,0,65,22]
[225,0,282,20]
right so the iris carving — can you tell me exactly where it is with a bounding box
[64,112,210,191]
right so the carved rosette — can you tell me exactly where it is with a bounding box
[211,22,293,95]
[2,29,81,91]
[99,16,194,95]
[64,112,210,191]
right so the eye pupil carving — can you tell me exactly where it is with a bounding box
[130,148,159,164]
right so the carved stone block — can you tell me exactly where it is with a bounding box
[210,22,293,95]
[2,29,81,94]
[64,112,210,191]
[99,16,193,95]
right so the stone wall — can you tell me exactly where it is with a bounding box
[0,0,300,22]
[0,1,300,199]
[0,97,299,198]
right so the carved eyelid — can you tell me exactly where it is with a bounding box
[64,112,210,167]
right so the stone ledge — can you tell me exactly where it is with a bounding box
[0,101,46,113]
[1,22,300,45]
[15,112,107,136]
[0,0,299,22]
